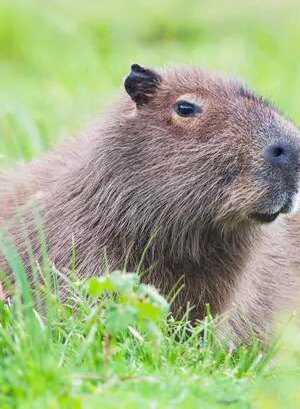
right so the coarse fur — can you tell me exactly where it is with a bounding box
[1,65,300,344]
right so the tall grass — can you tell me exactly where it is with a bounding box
[0,258,278,408]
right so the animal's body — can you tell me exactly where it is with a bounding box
[1,64,300,344]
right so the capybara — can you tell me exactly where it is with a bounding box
[1,64,300,344]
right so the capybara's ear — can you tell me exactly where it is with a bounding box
[124,64,162,107]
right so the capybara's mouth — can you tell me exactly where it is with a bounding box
[251,211,281,223]
[251,193,298,224]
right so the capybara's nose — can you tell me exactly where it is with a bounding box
[265,141,300,173]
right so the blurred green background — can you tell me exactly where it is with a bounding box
[1,0,300,168]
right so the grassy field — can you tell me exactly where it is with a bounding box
[1,0,300,407]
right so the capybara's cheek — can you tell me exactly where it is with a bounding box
[214,177,267,224]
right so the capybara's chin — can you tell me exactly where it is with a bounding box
[250,186,300,224]
[1,64,300,345]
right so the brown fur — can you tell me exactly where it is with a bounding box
[1,66,300,344]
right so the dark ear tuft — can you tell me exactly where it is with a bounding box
[124,64,162,107]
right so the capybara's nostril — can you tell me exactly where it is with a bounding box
[265,141,290,167]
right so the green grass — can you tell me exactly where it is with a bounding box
[1,0,300,407]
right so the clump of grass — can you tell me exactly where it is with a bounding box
[0,265,167,406]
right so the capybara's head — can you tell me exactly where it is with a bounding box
[120,64,300,232]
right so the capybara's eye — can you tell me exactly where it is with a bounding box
[174,100,202,117]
